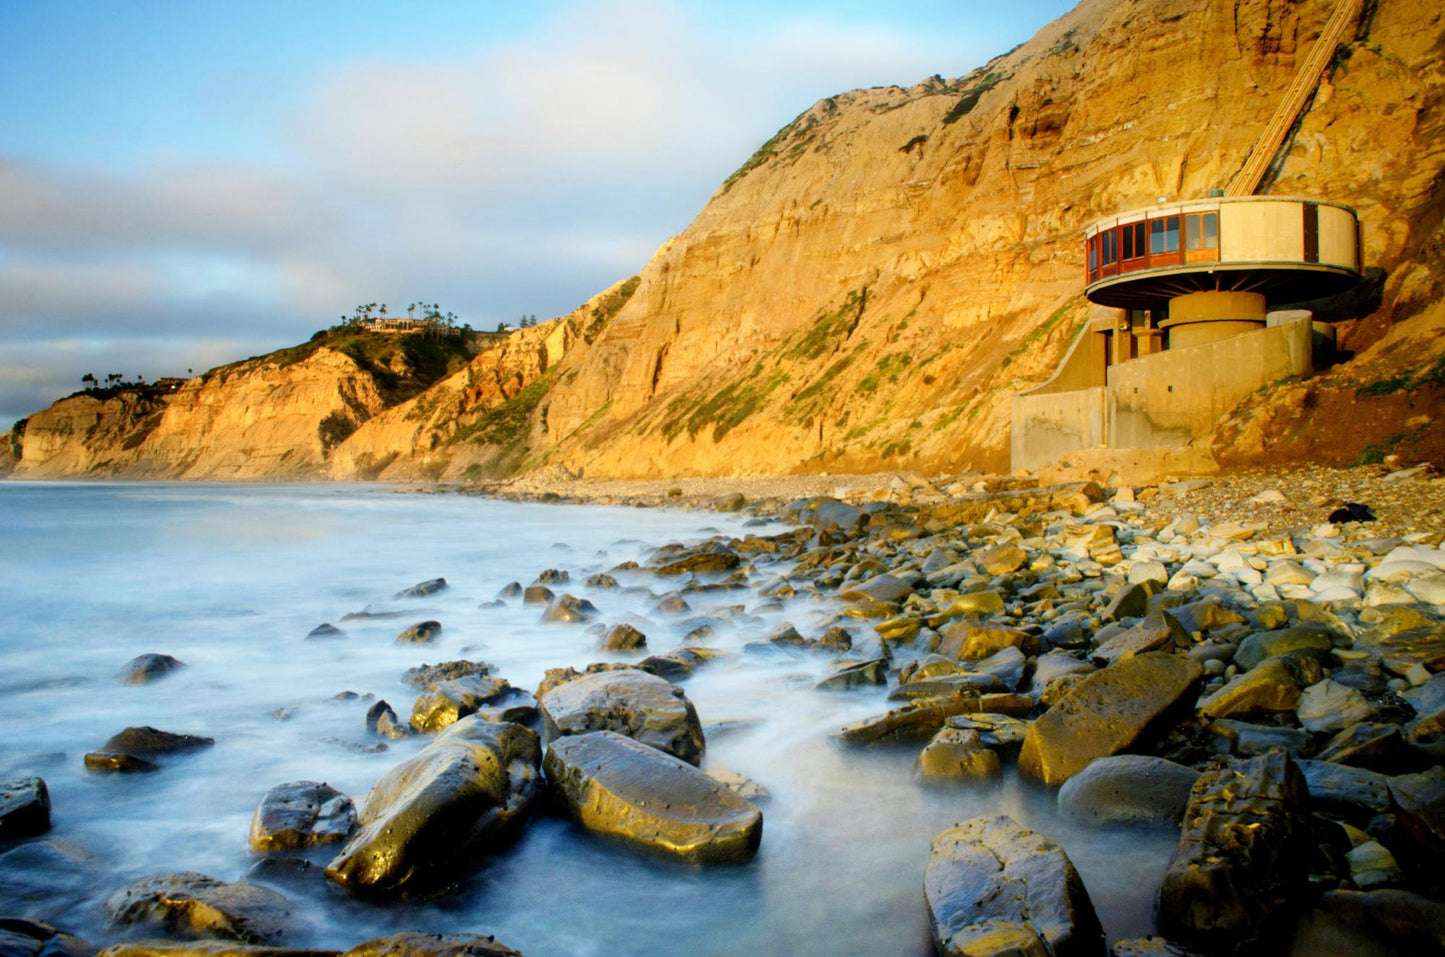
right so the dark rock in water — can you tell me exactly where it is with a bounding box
[304,624,346,641]
[915,729,1001,783]
[837,695,992,746]
[537,669,704,764]
[1157,751,1309,949]
[1057,755,1199,827]
[365,700,412,740]
[816,659,887,691]
[716,492,746,512]
[1328,502,1376,523]
[249,782,357,853]
[543,731,761,865]
[652,594,691,616]
[1018,653,1202,786]
[118,653,185,684]
[638,648,720,682]
[585,573,619,589]
[936,620,1040,661]
[654,550,741,577]
[0,840,105,912]
[794,498,867,533]
[0,776,51,837]
[890,673,1005,700]
[816,626,853,652]
[924,814,1103,957]
[396,620,443,645]
[85,727,214,774]
[106,871,296,944]
[341,933,522,957]
[1315,889,1445,951]
[521,585,554,605]
[339,609,407,622]
[495,582,522,600]
[325,717,540,892]
[598,624,646,653]
[0,919,90,957]
[532,569,569,585]
[540,594,598,623]
[401,660,494,690]
[410,676,516,733]
[242,855,320,888]
[395,578,449,599]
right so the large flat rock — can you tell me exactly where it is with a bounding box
[324,717,539,892]
[537,668,704,765]
[543,730,761,864]
[1018,653,1202,786]
[924,814,1104,957]
[106,872,296,944]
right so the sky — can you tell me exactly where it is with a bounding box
[0,0,1073,430]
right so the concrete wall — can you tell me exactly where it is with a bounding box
[1011,387,1109,472]
[1010,318,1314,470]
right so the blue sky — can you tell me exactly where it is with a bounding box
[0,0,1073,428]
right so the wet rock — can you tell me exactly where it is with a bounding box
[937,620,1040,661]
[1102,582,1155,622]
[704,767,770,803]
[1205,719,1312,758]
[365,700,412,740]
[248,782,356,853]
[838,695,993,746]
[924,814,1103,957]
[0,919,90,957]
[1029,652,1096,697]
[1057,756,1199,827]
[532,569,569,585]
[495,582,522,600]
[1388,767,1445,867]
[1234,624,1335,671]
[942,714,1031,754]
[395,578,448,599]
[796,498,868,533]
[1157,751,1309,949]
[653,551,741,577]
[304,624,346,641]
[598,624,647,653]
[915,729,1001,783]
[815,658,887,691]
[543,730,761,864]
[585,573,619,589]
[341,932,522,957]
[85,727,214,773]
[118,653,185,685]
[971,646,1028,691]
[1091,609,1187,667]
[401,660,494,690]
[974,544,1027,576]
[1356,624,1445,677]
[0,776,51,838]
[536,669,704,765]
[1316,889,1445,950]
[1296,679,1374,733]
[410,676,517,734]
[1198,656,1323,720]
[839,573,914,604]
[97,945,333,957]
[106,872,295,944]
[395,621,442,645]
[1316,722,1410,773]
[540,594,598,623]
[652,594,691,616]
[1019,653,1202,787]
[0,840,105,912]
[891,673,1005,700]
[638,648,719,681]
[1298,759,1392,821]
[521,585,554,605]
[324,717,540,892]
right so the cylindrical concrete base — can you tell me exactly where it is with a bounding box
[1161,291,1267,350]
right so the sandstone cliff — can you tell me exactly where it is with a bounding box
[7,0,1444,481]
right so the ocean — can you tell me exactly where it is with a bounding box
[0,482,1375,955]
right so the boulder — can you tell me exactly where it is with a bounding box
[395,621,442,645]
[540,594,598,623]
[1233,624,1335,671]
[409,676,517,733]
[532,569,569,585]
[1057,756,1199,827]
[839,573,914,604]
[0,920,91,957]
[1206,719,1311,758]
[1296,679,1374,733]
[942,714,1031,754]
[891,673,1005,700]
[924,815,1103,957]
[1388,767,1445,867]
[1091,609,1186,667]
[305,624,346,640]
[1102,582,1155,622]
[815,659,887,691]
[543,731,761,864]
[324,717,540,891]
[598,624,647,653]
[1316,722,1409,773]
[0,776,51,837]
[974,544,1027,576]
[97,945,332,957]
[971,646,1028,691]
[401,660,494,690]
[106,872,295,944]
[1157,751,1309,948]
[1108,939,1206,956]
[653,551,741,576]
[248,782,356,853]
[85,727,214,773]
[341,933,522,957]
[937,619,1040,661]
[915,729,1001,783]
[1355,624,1445,677]
[536,669,704,765]
[395,578,448,599]
[1018,653,1202,786]
[364,700,412,740]
[1298,759,1392,820]
[118,653,184,684]
[1197,656,1322,720]
[521,585,553,605]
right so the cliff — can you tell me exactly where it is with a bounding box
[7,0,1444,481]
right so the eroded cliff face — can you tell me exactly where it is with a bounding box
[8,0,1444,481]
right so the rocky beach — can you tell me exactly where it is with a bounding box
[3,463,1443,956]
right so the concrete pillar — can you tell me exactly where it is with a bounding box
[1161,290,1266,351]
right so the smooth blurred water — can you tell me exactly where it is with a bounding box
[0,482,1190,955]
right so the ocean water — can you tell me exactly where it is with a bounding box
[0,482,1383,955]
